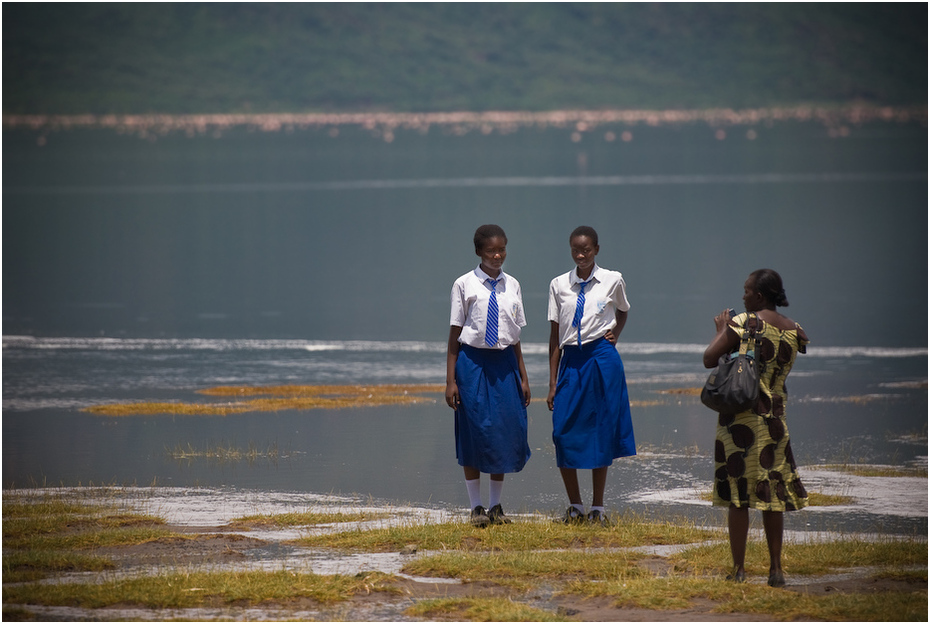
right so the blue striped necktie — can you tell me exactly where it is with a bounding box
[571,280,589,347]
[485,278,501,347]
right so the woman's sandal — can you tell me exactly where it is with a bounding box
[726,566,746,583]
[768,570,786,588]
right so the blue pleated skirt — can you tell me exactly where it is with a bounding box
[552,337,636,469]
[454,344,531,474]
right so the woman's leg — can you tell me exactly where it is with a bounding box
[559,467,583,505]
[728,505,749,577]
[762,510,785,585]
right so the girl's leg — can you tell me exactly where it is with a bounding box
[489,474,504,509]
[762,510,785,586]
[586,466,611,525]
[463,466,482,509]
[487,473,511,524]
[591,466,608,507]
[559,467,583,506]
[728,505,749,579]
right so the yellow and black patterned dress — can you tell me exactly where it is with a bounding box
[713,312,810,511]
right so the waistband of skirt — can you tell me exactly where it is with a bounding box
[561,335,610,352]
[460,343,515,356]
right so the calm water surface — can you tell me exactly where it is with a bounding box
[3,121,927,536]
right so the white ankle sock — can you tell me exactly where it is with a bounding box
[572,503,585,514]
[590,505,605,515]
[489,479,503,509]
[465,478,482,509]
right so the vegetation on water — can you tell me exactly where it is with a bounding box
[660,387,703,396]
[4,4,925,115]
[85,383,710,418]
[84,383,442,416]
[812,464,929,478]
[166,441,283,463]
[3,489,926,621]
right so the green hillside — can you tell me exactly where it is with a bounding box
[3,3,926,115]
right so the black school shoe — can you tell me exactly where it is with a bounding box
[557,506,586,524]
[487,504,512,525]
[587,509,611,527]
[470,505,490,528]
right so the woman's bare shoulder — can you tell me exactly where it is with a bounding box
[757,310,799,332]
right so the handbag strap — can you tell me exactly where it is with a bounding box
[737,313,765,376]
[737,312,760,356]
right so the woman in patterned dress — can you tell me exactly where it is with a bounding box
[703,269,809,588]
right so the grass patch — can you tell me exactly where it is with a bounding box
[2,550,115,584]
[696,490,855,506]
[228,510,392,529]
[4,488,924,620]
[2,569,398,609]
[83,383,442,416]
[3,491,173,581]
[406,597,567,621]
[563,574,928,621]
[294,511,722,552]
[812,464,929,478]
[671,538,927,578]
[806,491,856,506]
[3,499,167,548]
[403,549,649,588]
[701,492,856,507]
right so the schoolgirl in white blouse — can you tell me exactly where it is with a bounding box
[445,224,531,527]
[546,225,636,526]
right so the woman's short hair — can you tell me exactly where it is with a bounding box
[570,225,598,246]
[474,224,507,253]
[750,268,789,307]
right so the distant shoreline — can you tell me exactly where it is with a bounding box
[3,104,925,139]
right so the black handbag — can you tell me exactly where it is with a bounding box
[701,313,761,414]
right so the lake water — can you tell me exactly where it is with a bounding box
[2,115,927,536]
[3,116,927,346]
[3,336,926,536]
